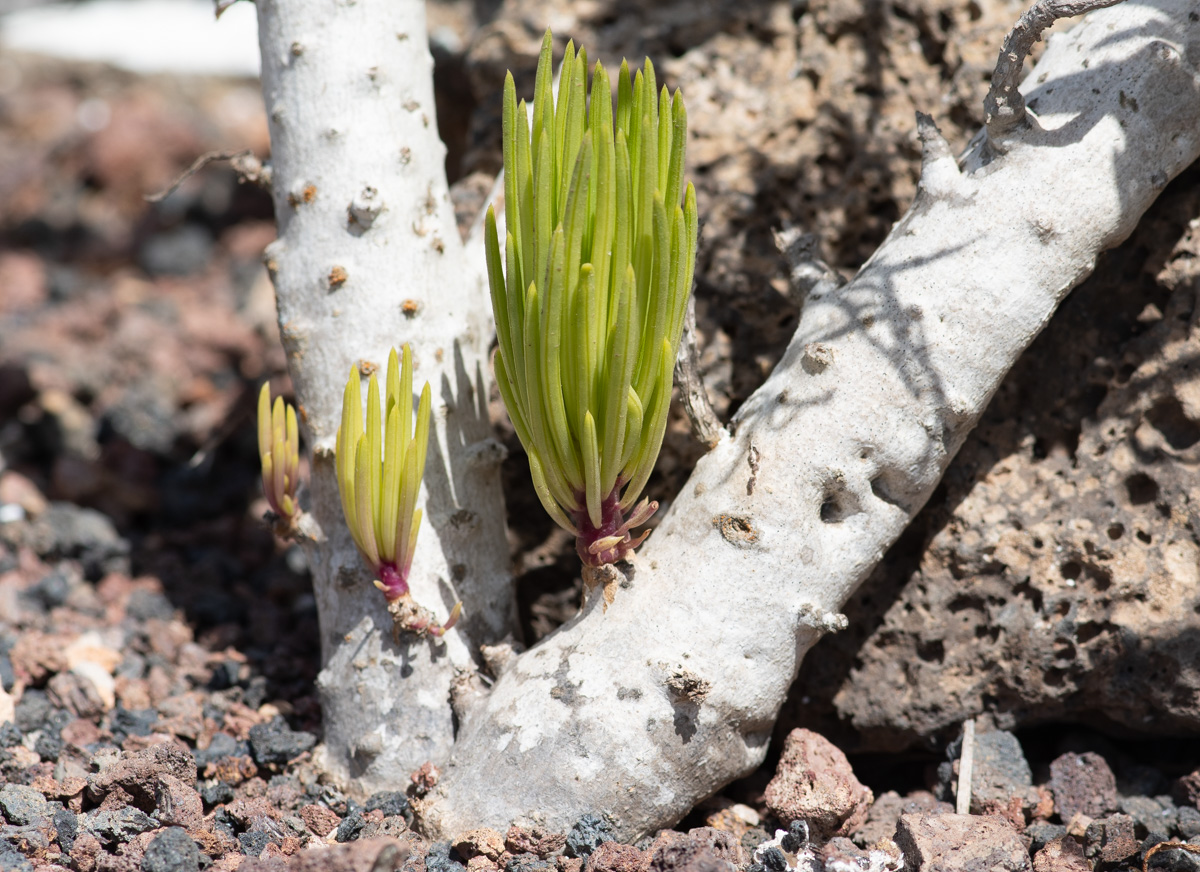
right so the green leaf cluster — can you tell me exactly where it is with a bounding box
[335,346,431,599]
[257,383,301,523]
[484,30,698,544]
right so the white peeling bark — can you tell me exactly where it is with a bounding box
[255,0,513,794]
[422,0,1200,840]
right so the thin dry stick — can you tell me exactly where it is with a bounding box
[674,295,725,450]
[984,0,1126,145]
[145,149,265,203]
[1143,842,1200,872]
[956,719,975,815]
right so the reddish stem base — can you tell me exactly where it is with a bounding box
[573,489,658,567]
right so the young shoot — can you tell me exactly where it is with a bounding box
[257,382,302,529]
[484,30,698,567]
[336,346,461,637]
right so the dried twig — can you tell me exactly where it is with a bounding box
[673,295,725,450]
[984,0,1127,146]
[145,149,270,204]
[1143,842,1200,872]
[956,719,975,815]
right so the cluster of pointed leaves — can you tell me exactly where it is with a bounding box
[257,383,301,523]
[484,30,698,563]
[335,346,432,603]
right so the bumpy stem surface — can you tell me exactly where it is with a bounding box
[255,0,514,794]
[423,0,1200,839]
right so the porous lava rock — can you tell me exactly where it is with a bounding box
[894,814,1029,872]
[764,729,872,842]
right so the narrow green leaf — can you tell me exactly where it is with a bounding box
[657,85,672,192]
[380,405,402,563]
[562,134,592,341]
[504,231,527,410]
[665,91,687,215]
[397,425,420,575]
[582,264,601,418]
[271,396,286,508]
[385,348,400,419]
[642,194,672,387]
[559,55,588,221]
[484,207,513,374]
[285,403,299,484]
[354,437,380,566]
[515,100,534,289]
[503,73,522,283]
[582,410,602,528]
[591,78,616,329]
[494,351,534,450]
[413,381,431,500]
[256,383,271,461]
[616,59,633,139]
[528,450,579,535]
[643,59,658,125]
[402,508,422,573]
[612,129,632,324]
[667,203,691,350]
[534,128,554,297]
[364,373,383,531]
[543,227,580,484]
[621,339,674,511]
[620,385,644,474]
[600,264,634,494]
[554,40,577,191]
[337,366,363,540]
[531,28,554,191]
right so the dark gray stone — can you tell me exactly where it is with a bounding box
[365,790,412,825]
[248,718,316,766]
[565,813,615,858]
[0,784,49,825]
[86,807,157,845]
[1120,795,1176,838]
[143,826,202,872]
[126,589,175,621]
[1026,822,1067,854]
[238,830,271,858]
[54,807,78,854]
[938,730,1032,811]
[426,841,468,872]
[1178,807,1200,840]
[336,809,365,843]
[13,687,51,732]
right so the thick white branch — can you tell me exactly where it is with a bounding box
[255,0,513,794]
[422,0,1200,840]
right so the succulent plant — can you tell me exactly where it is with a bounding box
[484,30,698,566]
[336,346,460,637]
[257,382,302,526]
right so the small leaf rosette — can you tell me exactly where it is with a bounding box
[485,30,698,567]
[335,346,461,638]
[257,383,301,526]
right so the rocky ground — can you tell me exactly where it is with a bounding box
[2,0,1200,870]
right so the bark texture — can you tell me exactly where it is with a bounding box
[255,0,513,794]
[422,0,1200,840]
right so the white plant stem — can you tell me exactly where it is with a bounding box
[255,0,513,794]
[421,0,1200,839]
